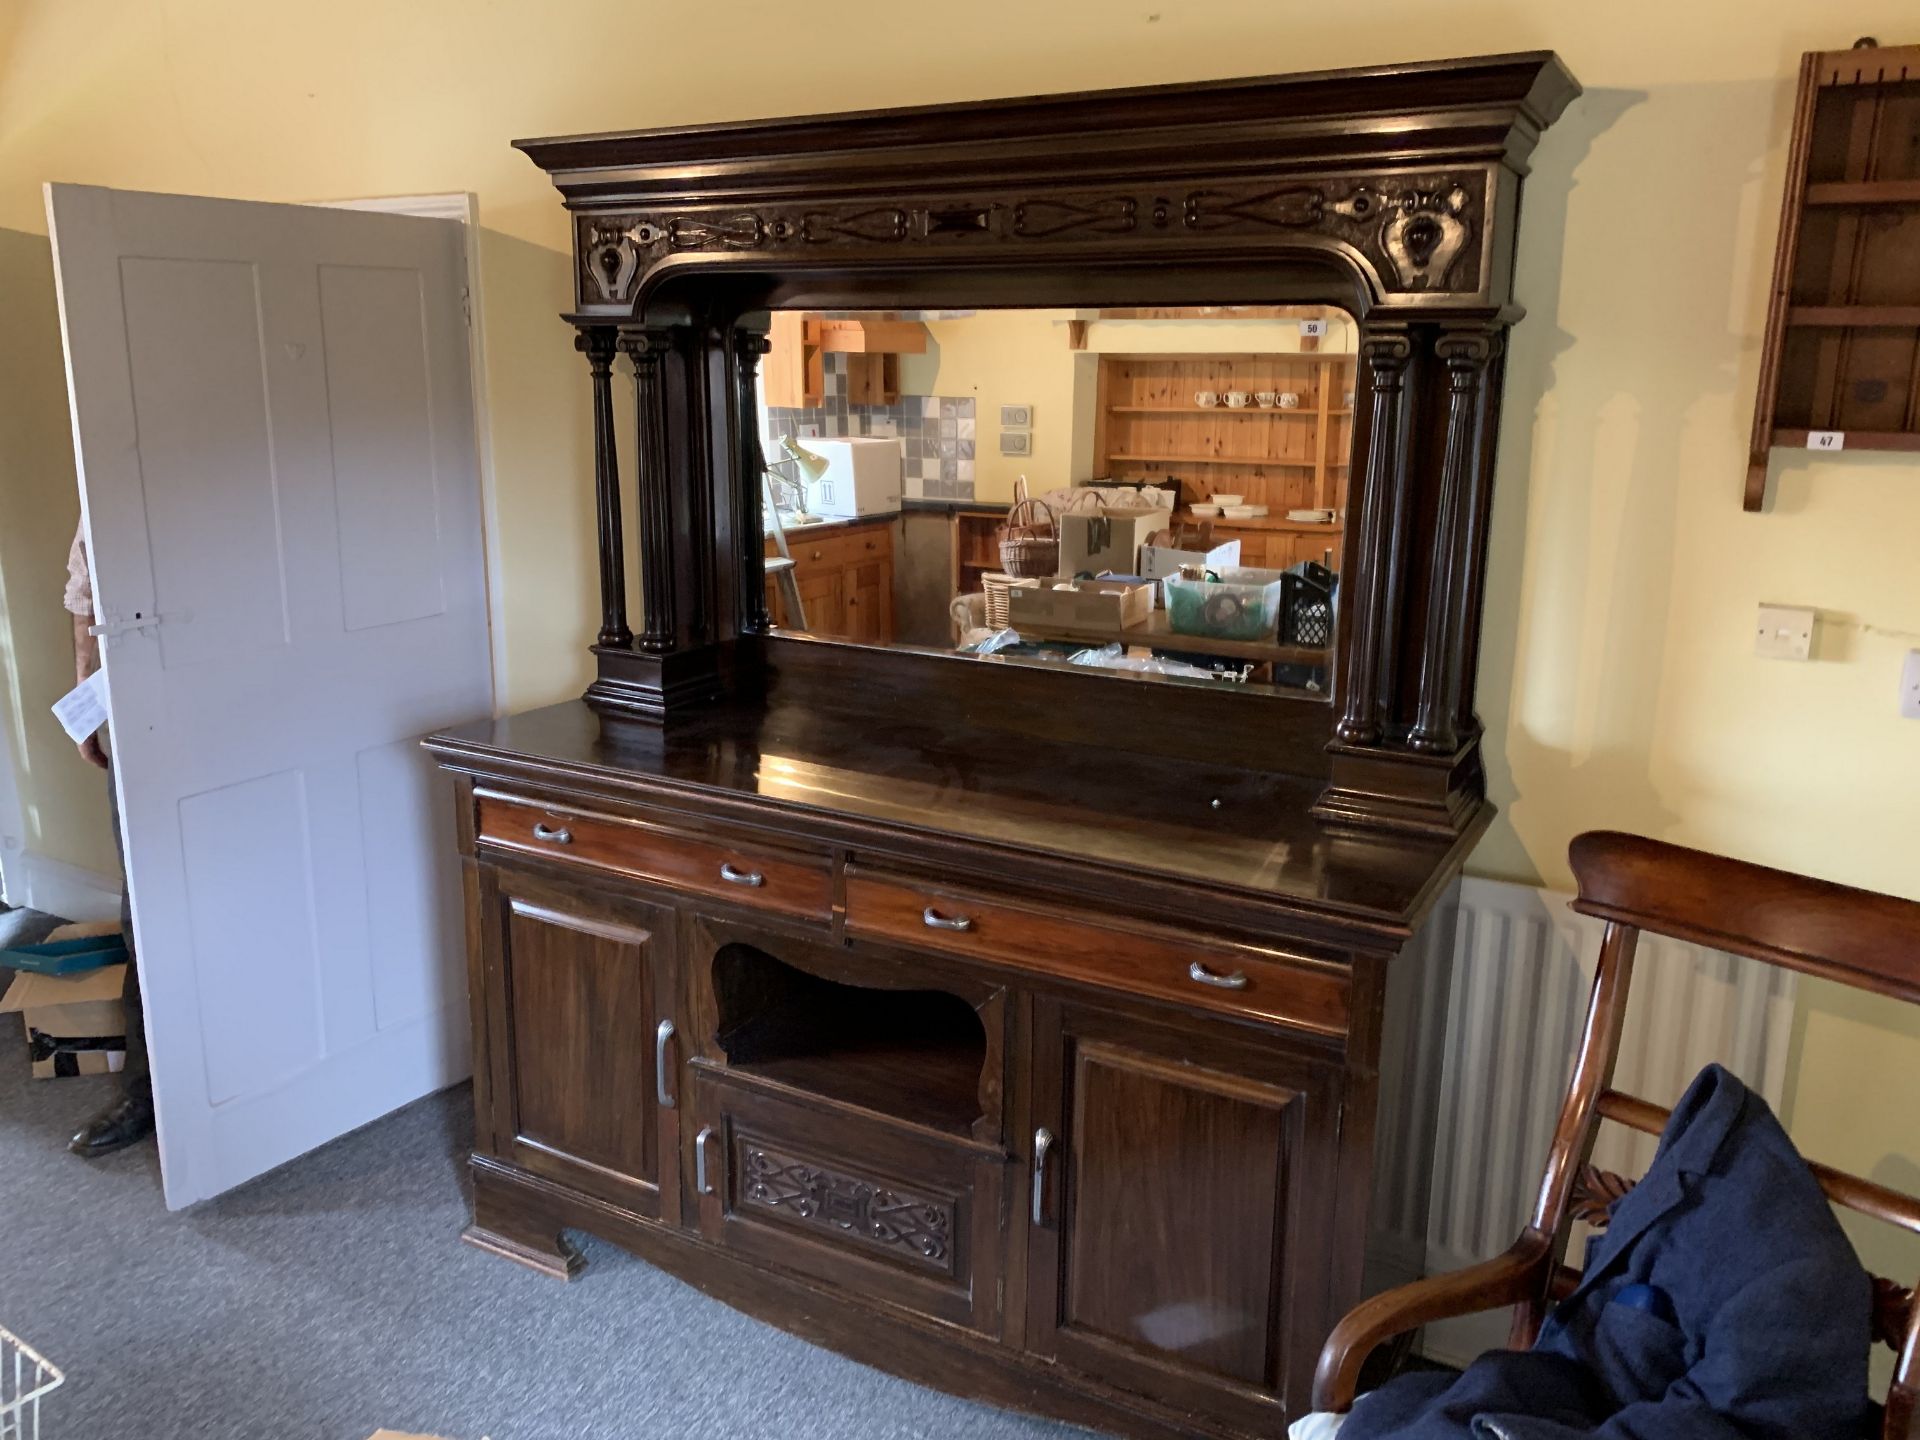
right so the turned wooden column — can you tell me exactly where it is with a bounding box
[620,328,677,654]
[1410,327,1499,754]
[578,327,631,650]
[1335,328,1413,746]
[734,329,772,634]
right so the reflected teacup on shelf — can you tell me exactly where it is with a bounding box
[1254,391,1278,408]
[1277,392,1301,409]
[1223,390,1251,408]
[1194,390,1219,408]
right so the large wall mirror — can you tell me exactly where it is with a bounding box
[750,305,1355,700]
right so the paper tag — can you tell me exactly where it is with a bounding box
[52,670,108,744]
[1299,319,1328,338]
[1807,430,1845,451]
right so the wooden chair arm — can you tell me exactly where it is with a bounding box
[1310,1236,1552,1414]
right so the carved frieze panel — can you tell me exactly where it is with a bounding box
[734,1135,957,1276]
[572,170,1488,309]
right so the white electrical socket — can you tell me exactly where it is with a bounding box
[1755,603,1815,661]
[797,422,820,438]
[1902,650,1920,720]
[868,418,898,438]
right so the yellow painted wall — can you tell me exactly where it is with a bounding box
[3,0,1918,1285]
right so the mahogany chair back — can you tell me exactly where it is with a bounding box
[1528,832,1920,1436]
[1309,830,1920,1433]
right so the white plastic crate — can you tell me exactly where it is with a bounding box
[0,1327,62,1440]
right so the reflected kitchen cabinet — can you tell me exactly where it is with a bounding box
[765,518,895,642]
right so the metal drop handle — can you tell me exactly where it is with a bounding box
[719,862,764,888]
[696,1125,718,1196]
[655,1019,677,1109]
[923,906,974,933]
[532,822,572,844]
[1032,1127,1055,1226]
[1188,960,1249,991]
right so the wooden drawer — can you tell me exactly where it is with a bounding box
[690,1068,1004,1335]
[476,791,832,922]
[843,866,1349,1038]
[789,522,892,572]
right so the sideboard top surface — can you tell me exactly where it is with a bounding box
[428,698,1484,940]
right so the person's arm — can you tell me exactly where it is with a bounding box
[73,609,107,769]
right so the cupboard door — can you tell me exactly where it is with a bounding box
[480,866,679,1223]
[1026,998,1338,1428]
[795,567,846,636]
[843,555,892,642]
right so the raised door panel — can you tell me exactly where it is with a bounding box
[483,866,676,1221]
[794,567,845,636]
[844,556,892,643]
[1027,999,1339,1429]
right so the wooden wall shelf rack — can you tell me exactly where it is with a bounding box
[1748,39,1920,510]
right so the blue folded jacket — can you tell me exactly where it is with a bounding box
[1345,1064,1879,1440]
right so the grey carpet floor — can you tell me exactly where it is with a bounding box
[0,1013,1097,1440]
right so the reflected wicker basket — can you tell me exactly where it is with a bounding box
[996,477,1058,579]
[981,572,1023,630]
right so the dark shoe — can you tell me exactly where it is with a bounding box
[69,1094,154,1158]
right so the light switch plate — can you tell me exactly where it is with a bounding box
[1755,603,1815,661]
[1000,404,1033,428]
[1902,650,1920,719]
[1000,430,1032,456]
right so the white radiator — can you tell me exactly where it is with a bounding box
[1416,874,1799,1366]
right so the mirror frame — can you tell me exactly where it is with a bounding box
[517,53,1580,835]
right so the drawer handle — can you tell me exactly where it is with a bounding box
[922,906,974,933]
[532,822,573,845]
[719,862,765,888]
[655,1019,677,1109]
[1032,1127,1055,1227]
[1188,960,1249,991]
[696,1125,718,1196]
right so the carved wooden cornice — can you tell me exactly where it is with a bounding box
[518,53,1579,320]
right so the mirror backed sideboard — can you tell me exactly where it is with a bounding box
[427,52,1580,1439]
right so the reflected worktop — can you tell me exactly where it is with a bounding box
[427,697,1485,947]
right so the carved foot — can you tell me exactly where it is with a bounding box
[464,1186,584,1280]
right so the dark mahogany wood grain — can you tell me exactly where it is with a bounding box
[481,867,673,1220]
[430,56,1589,1439]
[1569,830,1920,1005]
[1027,999,1340,1429]
[845,865,1352,1040]
[476,787,833,923]
[515,55,1580,837]
[433,699,1480,951]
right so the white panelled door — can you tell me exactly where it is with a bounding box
[46,185,493,1208]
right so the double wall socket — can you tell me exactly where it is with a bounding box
[1755,604,1815,661]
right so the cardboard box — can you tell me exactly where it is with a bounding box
[1057,507,1170,579]
[1,959,127,1080]
[1008,579,1154,633]
[1137,536,1242,582]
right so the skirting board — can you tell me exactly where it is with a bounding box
[1414,873,1798,1368]
[0,847,120,924]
